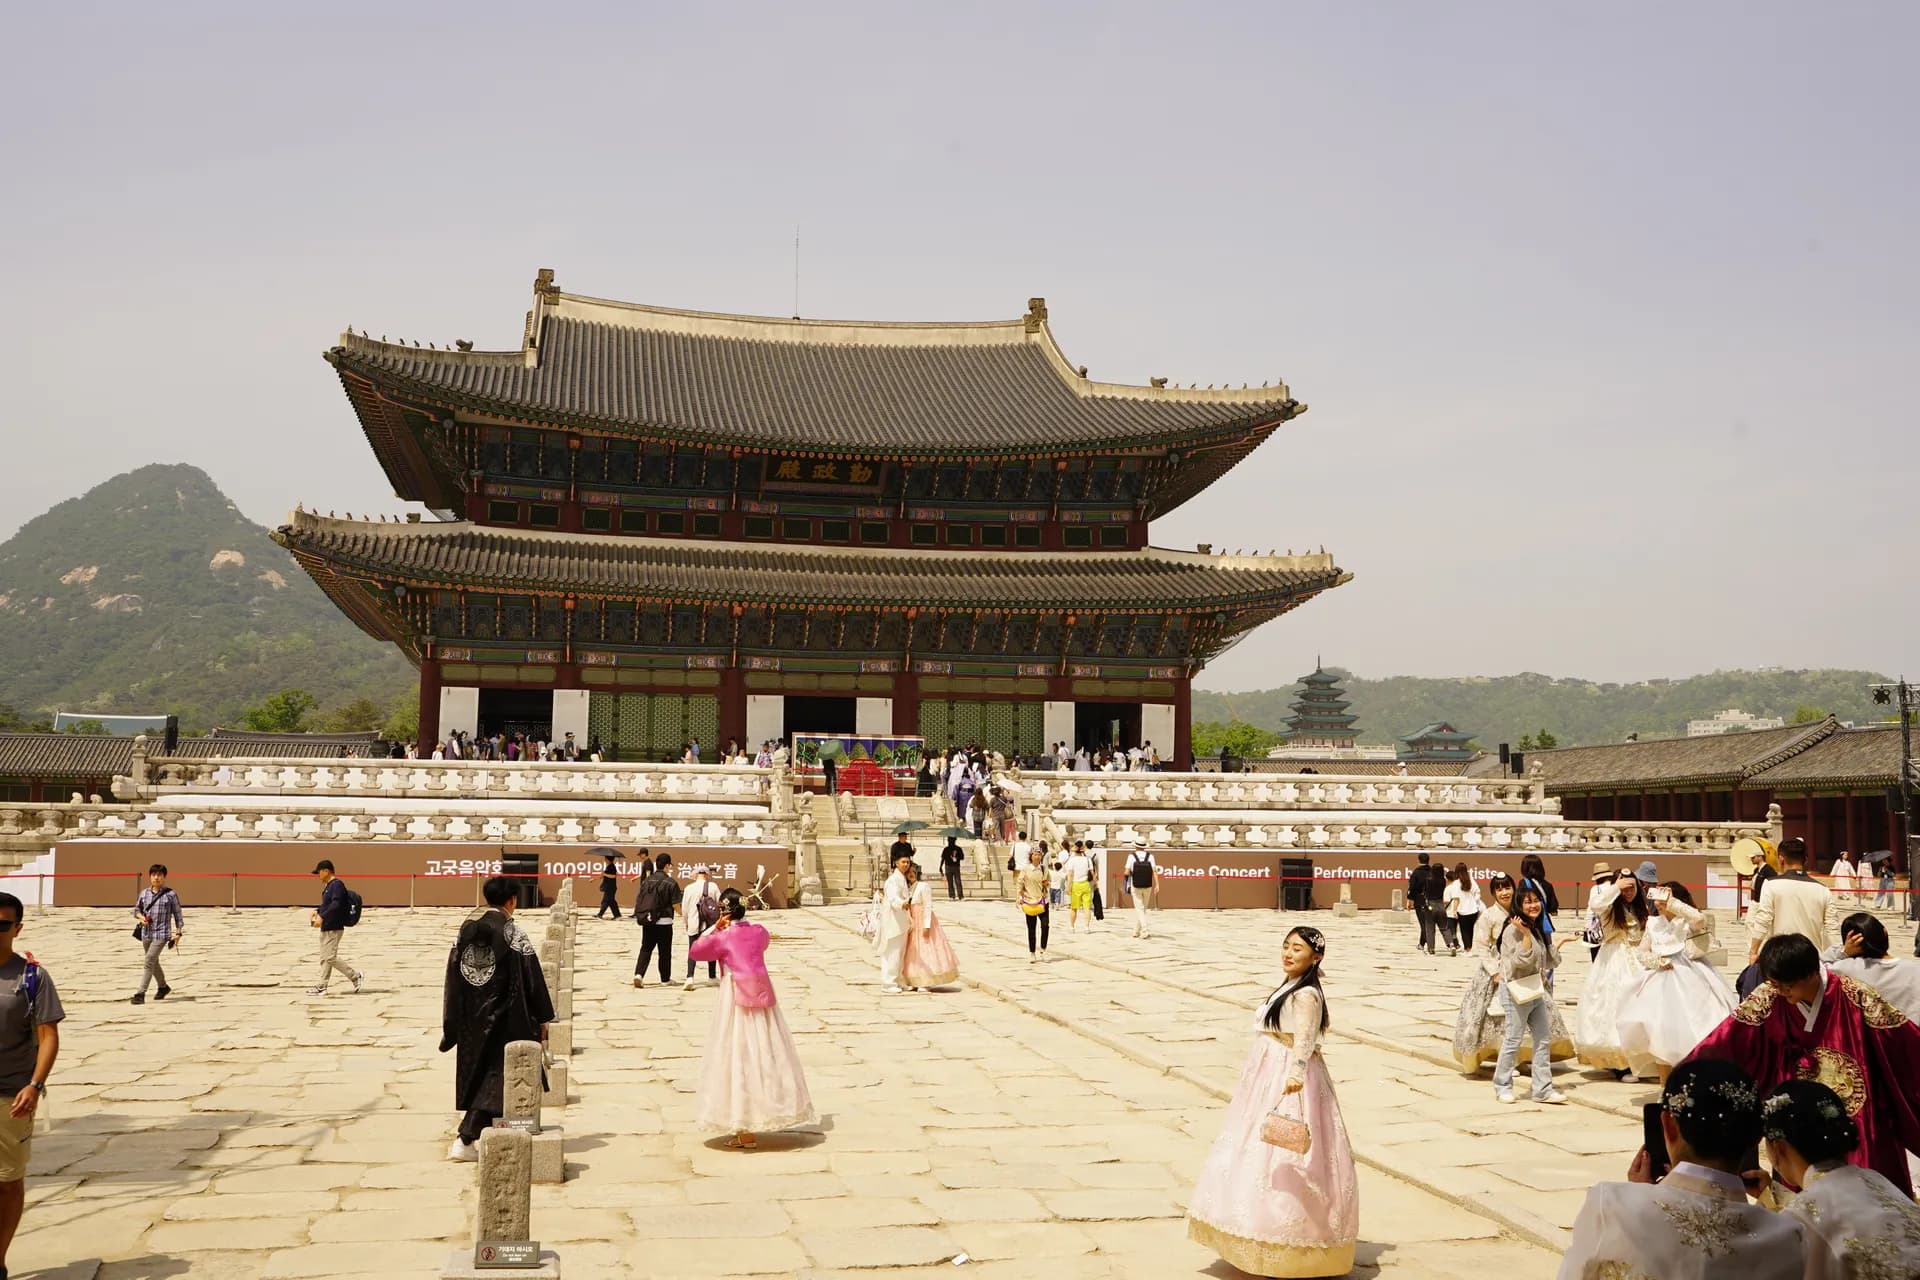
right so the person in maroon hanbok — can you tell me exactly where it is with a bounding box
[1685,932,1920,1194]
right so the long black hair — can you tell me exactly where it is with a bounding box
[1607,875,1650,931]
[1504,883,1549,947]
[1263,926,1330,1032]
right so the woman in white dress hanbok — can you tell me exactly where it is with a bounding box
[1575,861,1652,1075]
[1763,1078,1920,1280]
[1187,926,1359,1277]
[1614,881,1736,1081]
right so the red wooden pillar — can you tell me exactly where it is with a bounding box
[1173,676,1193,771]
[892,673,921,737]
[417,657,443,753]
[1844,792,1858,857]
[718,666,747,751]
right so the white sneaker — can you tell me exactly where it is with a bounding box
[1495,1090,1516,1104]
[881,985,904,994]
[683,979,696,991]
[448,1138,479,1162]
[1027,955,1036,964]
[351,973,365,993]
[1535,1091,1569,1105]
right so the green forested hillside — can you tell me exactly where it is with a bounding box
[0,464,413,729]
[1193,669,1892,749]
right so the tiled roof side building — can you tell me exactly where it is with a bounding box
[1531,718,1911,867]
[283,272,1353,764]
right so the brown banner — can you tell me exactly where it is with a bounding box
[49,841,790,909]
[1102,848,1716,911]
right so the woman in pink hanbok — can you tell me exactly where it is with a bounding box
[1187,926,1358,1278]
[901,864,959,990]
[687,890,817,1150]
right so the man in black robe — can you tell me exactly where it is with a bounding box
[440,876,553,1160]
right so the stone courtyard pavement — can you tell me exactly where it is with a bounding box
[5,896,1700,1279]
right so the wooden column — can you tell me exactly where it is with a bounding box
[1844,792,1858,857]
[718,666,747,752]
[892,672,920,737]
[417,657,443,753]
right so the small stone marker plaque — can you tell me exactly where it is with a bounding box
[491,1117,542,1135]
[474,1241,542,1269]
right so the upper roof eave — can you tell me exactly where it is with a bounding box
[322,273,1306,459]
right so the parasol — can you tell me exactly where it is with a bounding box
[1862,848,1896,865]
[816,739,846,761]
[937,826,974,839]
[894,820,931,835]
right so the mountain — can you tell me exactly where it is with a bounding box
[1192,669,1894,749]
[0,464,412,728]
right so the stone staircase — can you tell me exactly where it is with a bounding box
[808,792,1011,904]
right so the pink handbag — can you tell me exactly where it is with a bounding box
[1261,1092,1312,1154]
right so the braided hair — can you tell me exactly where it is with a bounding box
[1263,926,1331,1033]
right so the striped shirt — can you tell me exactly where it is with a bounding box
[136,886,183,943]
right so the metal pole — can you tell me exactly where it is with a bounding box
[1901,678,1915,935]
[409,874,417,913]
[230,872,238,913]
[35,874,45,916]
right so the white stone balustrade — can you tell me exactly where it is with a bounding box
[137,757,771,805]
[1018,770,1543,813]
[1045,811,1769,856]
[0,802,787,850]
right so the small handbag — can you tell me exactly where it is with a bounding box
[1505,973,1546,1006]
[1260,1091,1312,1153]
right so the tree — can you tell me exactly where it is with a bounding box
[240,688,318,734]
[62,719,109,736]
[380,694,418,743]
[1190,719,1283,759]
[0,702,52,733]
[319,696,383,734]
[1532,728,1558,750]
[1789,705,1829,725]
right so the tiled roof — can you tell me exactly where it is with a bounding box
[1225,757,1480,777]
[1530,719,1836,791]
[1744,725,1912,790]
[0,731,391,780]
[326,283,1304,458]
[177,731,385,760]
[274,512,1351,614]
[0,734,134,779]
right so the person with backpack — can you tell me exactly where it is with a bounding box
[1124,841,1156,939]
[632,854,683,989]
[130,862,184,1005]
[308,860,364,996]
[0,890,62,1280]
[682,867,722,990]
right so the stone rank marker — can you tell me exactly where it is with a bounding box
[441,1126,560,1278]
[502,1038,564,1184]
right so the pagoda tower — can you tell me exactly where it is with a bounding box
[1282,665,1359,750]
[279,271,1350,767]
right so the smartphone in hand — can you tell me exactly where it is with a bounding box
[1642,1103,1671,1181]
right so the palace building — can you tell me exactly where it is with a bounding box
[278,272,1349,766]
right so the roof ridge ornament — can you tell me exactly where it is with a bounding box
[1024,297,1048,334]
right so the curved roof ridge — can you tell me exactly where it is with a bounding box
[281,510,1341,575]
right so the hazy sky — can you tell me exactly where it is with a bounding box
[4,3,1913,691]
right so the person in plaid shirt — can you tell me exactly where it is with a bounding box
[130,863,183,1005]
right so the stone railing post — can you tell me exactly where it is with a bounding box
[441,1126,560,1277]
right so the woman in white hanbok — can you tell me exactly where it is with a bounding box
[1575,862,1651,1074]
[1615,881,1736,1081]
[1762,1078,1920,1280]
[1187,927,1358,1277]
